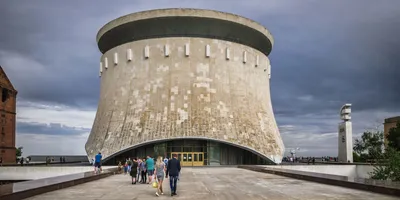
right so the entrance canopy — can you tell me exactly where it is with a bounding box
[102,137,280,165]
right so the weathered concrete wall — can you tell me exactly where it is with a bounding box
[355,165,374,179]
[268,165,356,177]
[0,166,115,180]
[85,37,284,163]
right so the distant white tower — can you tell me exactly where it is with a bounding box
[338,104,353,163]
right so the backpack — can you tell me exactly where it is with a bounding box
[128,160,132,165]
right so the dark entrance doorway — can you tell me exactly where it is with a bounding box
[104,139,274,165]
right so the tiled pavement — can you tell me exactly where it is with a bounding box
[26,167,398,200]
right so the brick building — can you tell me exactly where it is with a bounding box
[0,66,17,164]
[384,116,400,146]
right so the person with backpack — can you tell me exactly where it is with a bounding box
[127,158,132,173]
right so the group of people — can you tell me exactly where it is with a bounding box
[93,152,181,197]
[119,154,181,197]
[119,156,155,184]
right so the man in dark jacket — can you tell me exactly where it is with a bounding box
[166,154,181,196]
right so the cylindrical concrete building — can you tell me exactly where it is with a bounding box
[85,8,284,165]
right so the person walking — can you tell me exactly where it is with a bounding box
[163,157,168,168]
[127,158,132,173]
[118,161,123,174]
[124,160,128,174]
[166,154,181,196]
[140,158,147,183]
[154,156,166,196]
[146,155,155,184]
[94,152,102,174]
[136,159,142,182]
[130,158,138,184]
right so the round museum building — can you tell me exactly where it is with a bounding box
[85,8,285,166]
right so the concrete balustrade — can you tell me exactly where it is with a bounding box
[0,166,115,180]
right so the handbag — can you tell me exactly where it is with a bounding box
[152,181,158,188]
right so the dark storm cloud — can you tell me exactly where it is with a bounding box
[0,1,108,109]
[266,1,400,118]
[17,121,90,135]
[1,0,400,145]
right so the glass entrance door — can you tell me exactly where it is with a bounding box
[171,152,204,166]
[183,153,188,166]
[192,152,204,166]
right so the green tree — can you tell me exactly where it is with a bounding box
[369,148,400,181]
[16,146,23,157]
[353,131,384,161]
[354,126,400,181]
[387,122,400,151]
[353,152,361,162]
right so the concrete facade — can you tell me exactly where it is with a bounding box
[85,9,284,164]
[0,66,17,164]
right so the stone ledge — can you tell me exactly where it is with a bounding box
[0,168,118,200]
[297,161,384,165]
[238,165,400,197]
[0,161,83,167]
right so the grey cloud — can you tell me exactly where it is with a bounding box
[17,121,90,135]
[268,1,400,116]
[1,0,400,156]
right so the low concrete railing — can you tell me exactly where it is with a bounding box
[0,161,84,167]
[238,165,400,197]
[0,167,118,200]
[296,160,382,165]
[0,166,116,180]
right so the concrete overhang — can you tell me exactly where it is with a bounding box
[96,8,274,56]
[101,137,281,164]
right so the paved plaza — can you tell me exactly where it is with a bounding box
[27,167,397,200]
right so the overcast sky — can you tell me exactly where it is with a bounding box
[1,0,399,157]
